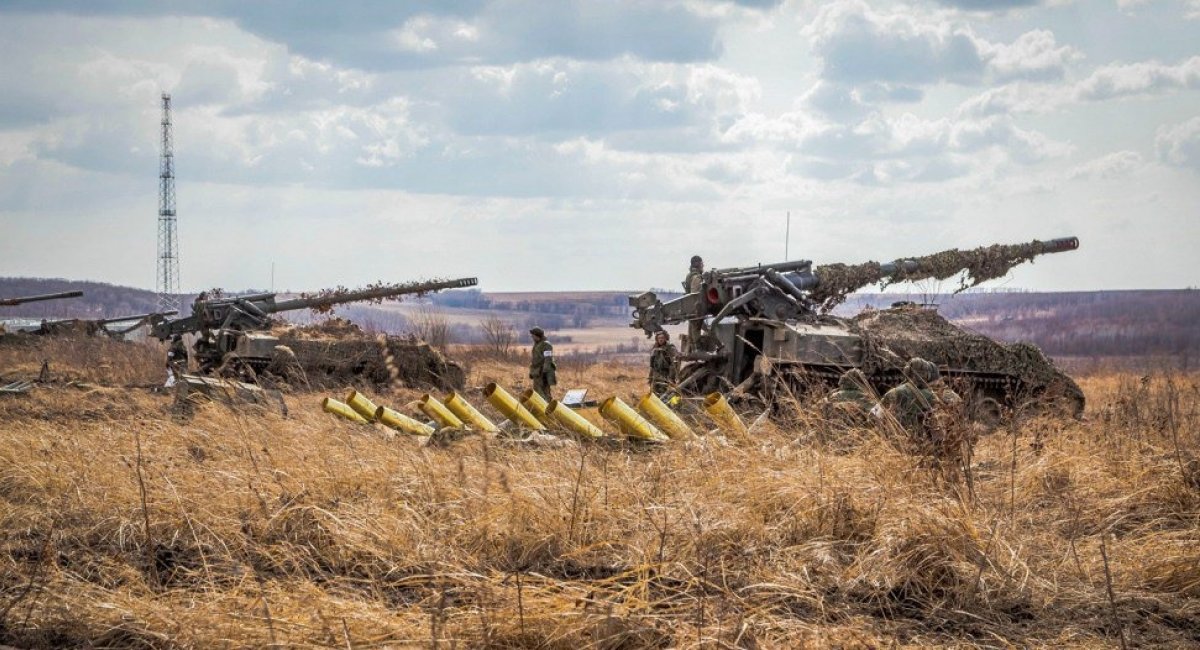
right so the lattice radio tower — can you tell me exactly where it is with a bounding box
[156,93,181,312]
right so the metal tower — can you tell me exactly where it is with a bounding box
[156,93,181,312]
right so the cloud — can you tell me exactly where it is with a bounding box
[806,2,1079,88]
[436,59,758,139]
[1156,116,1200,171]
[746,110,1070,184]
[1075,56,1200,100]
[934,0,1042,10]
[1068,151,1144,179]
[956,55,1200,118]
[0,0,726,70]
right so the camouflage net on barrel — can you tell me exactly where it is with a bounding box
[810,240,1058,313]
[299,280,452,315]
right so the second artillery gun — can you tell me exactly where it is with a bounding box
[630,237,1084,421]
[150,277,478,390]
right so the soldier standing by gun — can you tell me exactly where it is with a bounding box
[683,255,705,353]
[528,327,557,400]
[648,330,678,397]
[166,334,188,384]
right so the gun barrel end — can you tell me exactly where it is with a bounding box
[1044,237,1079,253]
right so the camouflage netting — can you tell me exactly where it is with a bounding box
[850,307,1084,408]
[299,279,456,315]
[811,240,1062,313]
[269,320,465,391]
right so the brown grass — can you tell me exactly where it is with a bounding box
[0,339,1197,648]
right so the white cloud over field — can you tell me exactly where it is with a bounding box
[0,0,1197,292]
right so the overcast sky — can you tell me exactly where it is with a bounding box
[0,0,1197,293]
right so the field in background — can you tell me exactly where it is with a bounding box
[0,337,1197,648]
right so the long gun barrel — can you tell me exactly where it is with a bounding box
[150,277,478,339]
[273,277,478,313]
[802,237,1079,309]
[0,290,84,307]
[629,236,1080,334]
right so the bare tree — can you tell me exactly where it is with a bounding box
[479,316,516,359]
[411,306,453,351]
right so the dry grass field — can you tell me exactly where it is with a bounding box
[0,337,1197,648]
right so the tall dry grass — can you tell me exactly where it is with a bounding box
[0,340,1197,648]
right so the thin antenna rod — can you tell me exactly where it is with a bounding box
[785,211,791,259]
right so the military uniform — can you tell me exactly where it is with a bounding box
[683,261,705,352]
[529,329,557,399]
[877,358,961,437]
[648,338,678,396]
[824,368,874,424]
[166,336,188,376]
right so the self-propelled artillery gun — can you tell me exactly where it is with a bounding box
[629,237,1083,420]
[149,278,478,390]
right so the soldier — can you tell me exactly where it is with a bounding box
[193,328,219,374]
[683,255,705,352]
[166,334,188,380]
[874,357,961,438]
[823,368,874,424]
[648,330,678,397]
[528,326,557,400]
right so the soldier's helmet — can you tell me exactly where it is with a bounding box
[529,326,545,338]
[839,368,868,390]
[690,255,703,268]
[905,358,940,385]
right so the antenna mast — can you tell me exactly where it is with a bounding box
[156,93,181,312]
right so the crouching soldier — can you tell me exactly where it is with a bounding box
[823,368,874,426]
[873,357,961,442]
[529,327,557,400]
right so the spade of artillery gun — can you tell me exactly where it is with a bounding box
[150,277,478,389]
[629,237,1084,420]
[0,290,84,307]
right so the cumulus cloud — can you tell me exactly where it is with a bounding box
[935,0,1042,10]
[806,2,1079,89]
[1075,56,1200,100]
[437,59,758,139]
[2,0,726,69]
[1156,116,1200,171]
[1068,151,1144,179]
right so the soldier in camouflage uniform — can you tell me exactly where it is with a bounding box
[648,330,678,397]
[823,368,874,425]
[683,255,705,353]
[875,357,961,438]
[166,334,188,380]
[528,327,557,400]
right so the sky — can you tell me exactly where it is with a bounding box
[0,0,1197,294]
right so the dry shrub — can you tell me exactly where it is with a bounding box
[0,345,1198,647]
